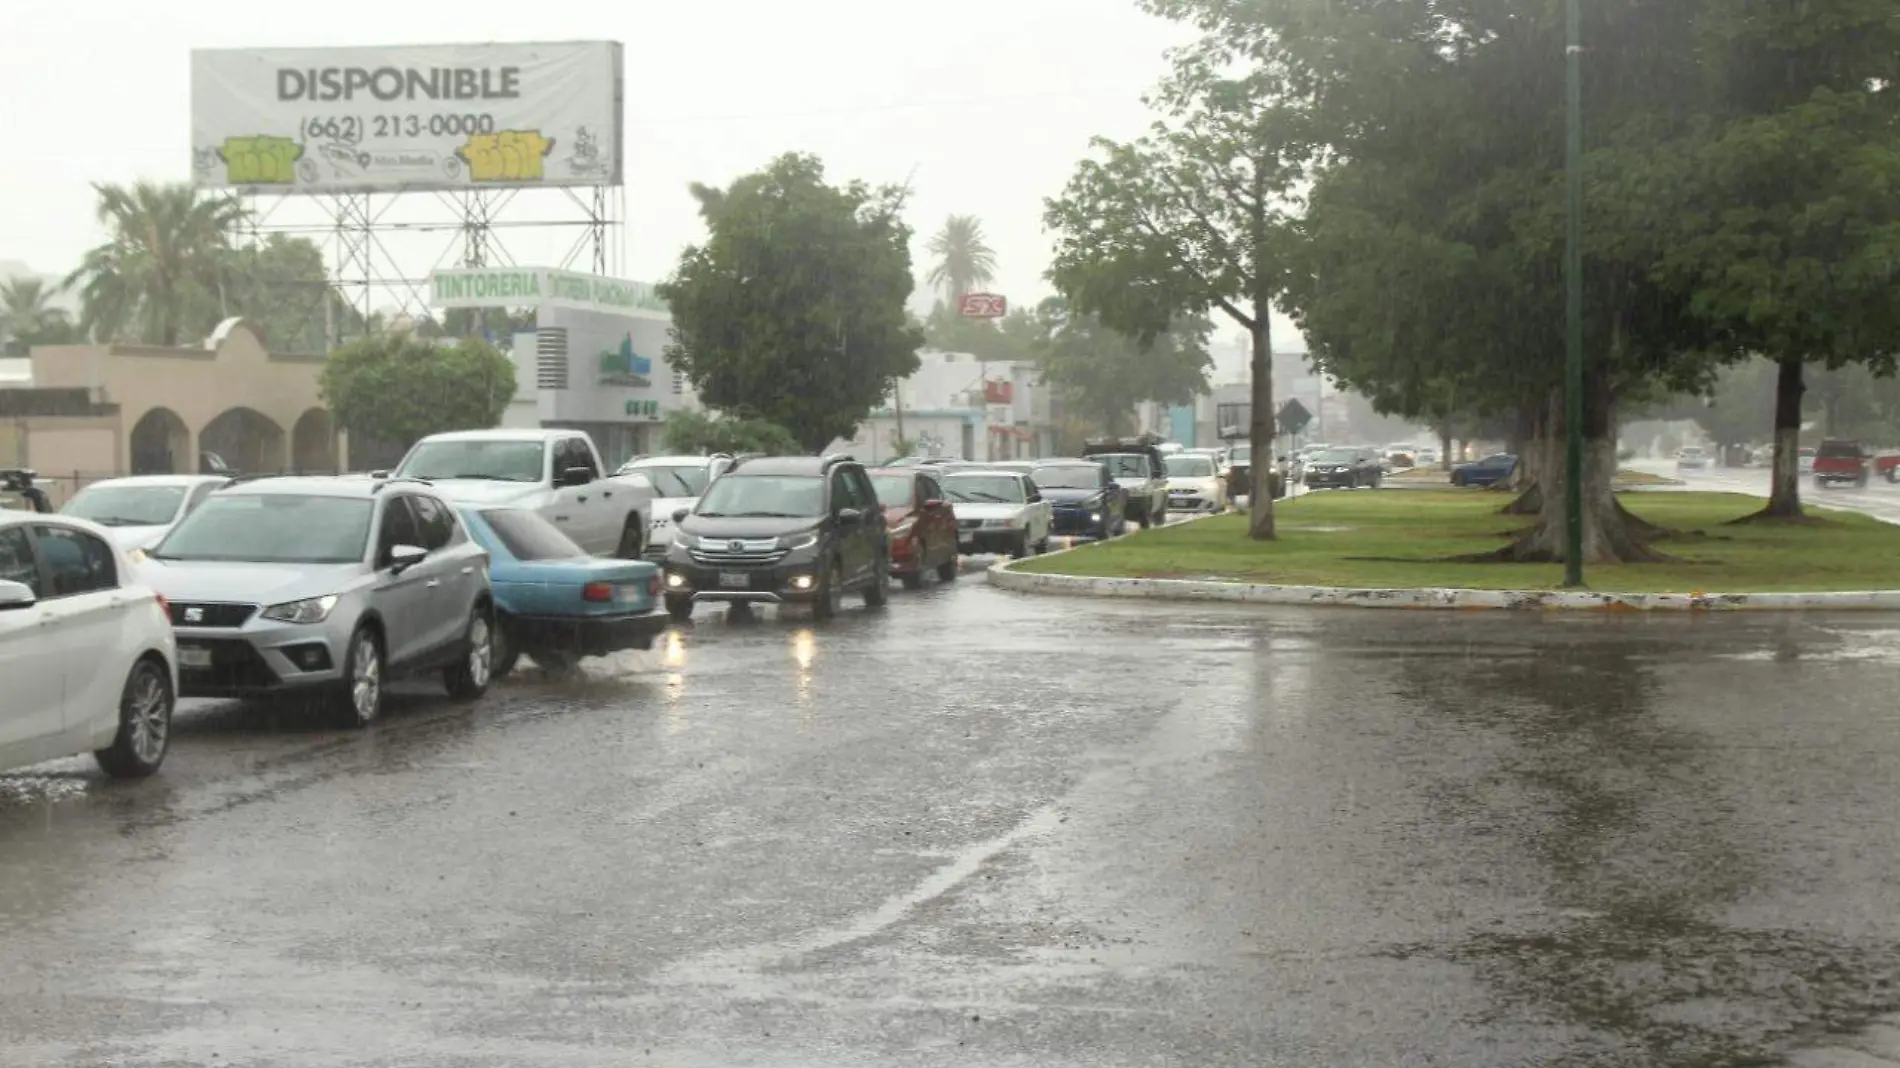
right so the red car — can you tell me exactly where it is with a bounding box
[868,467,960,588]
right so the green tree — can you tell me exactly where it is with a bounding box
[0,278,77,355]
[658,153,925,453]
[923,214,998,303]
[1030,297,1212,435]
[319,333,516,451]
[921,302,1038,362]
[1045,63,1307,539]
[1644,0,1900,518]
[64,181,246,346]
[659,409,801,455]
[221,235,359,354]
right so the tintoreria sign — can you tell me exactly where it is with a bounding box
[191,41,624,194]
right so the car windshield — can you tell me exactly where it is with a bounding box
[479,507,585,561]
[397,440,545,482]
[871,474,915,509]
[1817,442,1862,458]
[1166,456,1216,478]
[630,464,710,497]
[1098,454,1151,478]
[695,475,826,518]
[153,494,372,564]
[944,475,1025,504]
[1032,466,1103,490]
[1313,449,1359,463]
[62,484,185,526]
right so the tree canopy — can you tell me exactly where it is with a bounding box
[659,409,801,456]
[319,332,515,450]
[1030,297,1213,435]
[0,278,76,355]
[1044,61,1308,538]
[64,181,247,347]
[924,215,998,303]
[658,153,925,453]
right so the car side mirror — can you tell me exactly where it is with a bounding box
[0,579,35,611]
[387,544,428,572]
[559,466,595,487]
[836,507,864,524]
[369,469,390,479]
[671,507,691,523]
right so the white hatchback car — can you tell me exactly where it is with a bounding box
[0,511,178,778]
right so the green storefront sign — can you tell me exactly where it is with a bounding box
[431,267,667,314]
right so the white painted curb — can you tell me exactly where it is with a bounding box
[990,509,1900,612]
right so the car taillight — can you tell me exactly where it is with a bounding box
[646,573,662,597]
[582,582,613,603]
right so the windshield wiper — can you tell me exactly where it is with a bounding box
[957,493,1010,503]
[729,511,811,518]
[439,473,528,482]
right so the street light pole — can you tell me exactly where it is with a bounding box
[1562,0,1586,586]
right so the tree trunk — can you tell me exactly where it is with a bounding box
[1500,395,1552,513]
[1437,426,1453,470]
[1246,314,1276,540]
[1478,370,1664,564]
[1744,357,1805,520]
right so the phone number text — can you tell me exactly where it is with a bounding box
[298,114,499,143]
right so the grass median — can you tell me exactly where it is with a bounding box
[1014,491,1900,593]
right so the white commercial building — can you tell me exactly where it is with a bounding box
[429,267,697,468]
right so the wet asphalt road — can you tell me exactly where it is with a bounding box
[7,539,1900,1065]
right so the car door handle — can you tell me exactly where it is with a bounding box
[602,490,613,498]
[576,495,589,503]
[460,566,474,575]
[37,610,55,627]
[426,579,441,588]
[552,515,570,522]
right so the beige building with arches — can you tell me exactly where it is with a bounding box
[0,318,345,504]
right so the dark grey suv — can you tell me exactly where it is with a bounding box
[661,455,890,620]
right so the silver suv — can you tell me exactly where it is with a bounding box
[137,476,496,726]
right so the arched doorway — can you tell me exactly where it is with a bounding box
[199,407,285,475]
[291,409,337,473]
[129,408,190,474]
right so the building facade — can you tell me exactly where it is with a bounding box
[0,319,340,504]
[430,267,696,469]
[827,349,1056,463]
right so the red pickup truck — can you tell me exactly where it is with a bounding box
[1812,440,1882,488]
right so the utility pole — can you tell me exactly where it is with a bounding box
[1562,0,1586,586]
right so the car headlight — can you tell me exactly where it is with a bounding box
[261,594,339,625]
[782,532,820,551]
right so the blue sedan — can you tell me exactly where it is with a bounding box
[458,505,670,676]
[1450,453,1518,487]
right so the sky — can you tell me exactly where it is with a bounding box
[0,0,1299,376]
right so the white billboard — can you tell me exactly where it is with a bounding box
[191,41,623,194]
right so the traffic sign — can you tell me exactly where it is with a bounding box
[1276,398,1313,436]
[958,293,1007,318]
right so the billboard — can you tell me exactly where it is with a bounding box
[191,41,623,193]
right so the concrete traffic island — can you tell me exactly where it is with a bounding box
[992,492,1900,612]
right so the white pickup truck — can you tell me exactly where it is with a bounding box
[390,429,657,557]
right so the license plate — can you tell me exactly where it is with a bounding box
[616,584,645,602]
[179,645,212,669]
[718,571,750,590]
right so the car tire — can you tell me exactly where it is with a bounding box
[1815,475,1828,490]
[901,565,924,591]
[491,613,522,679]
[94,656,172,779]
[865,553,890,607]
[666,594,694,621]
[333,625,384,729]
[615,516,646,559]
[443,604,494,701]
[1888,467,1898,484]
[812,559,844,620]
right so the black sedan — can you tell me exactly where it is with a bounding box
[1302,447,1384,490]
[1030,461,1128,539]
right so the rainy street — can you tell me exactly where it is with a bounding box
[4,562,1900,1067]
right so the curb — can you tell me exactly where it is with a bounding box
[991,511,1900,613]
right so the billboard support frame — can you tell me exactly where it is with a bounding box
[241,184,623,349]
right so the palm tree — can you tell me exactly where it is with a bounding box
[63,181,246,346]
[925,214,998,303]
[0,278,74,353]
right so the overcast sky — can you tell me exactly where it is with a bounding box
[0,0,1297,371]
